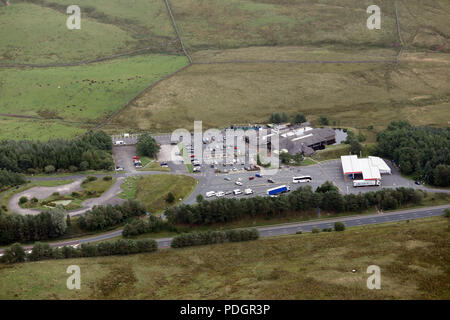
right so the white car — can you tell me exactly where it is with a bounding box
[235,181,243,186]
[206,191,216,198]
[233,189,242,195]
[216,191,225,197]
[244,188,253,195]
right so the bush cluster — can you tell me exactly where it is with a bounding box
[165,183,425,226]
[77,200,147,232]
[1,238,158,264]
[0,169,27,192]
[122,215,178,237]
[170,229,259,248]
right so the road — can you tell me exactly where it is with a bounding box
[1,204,447,254]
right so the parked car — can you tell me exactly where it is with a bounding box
[115,166,124,171]
[255,173,262,178]
[224,177,231,181]
[268,179,275,183]
[225,191,233,195]
[206,191,215,197]
[235,181,243,186]
[216,191,225,197]
[233,189,243,195]
[249,176,255,180]
[414,181,422,185]
[244,188,253,195]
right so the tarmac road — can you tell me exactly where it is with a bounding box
[1,204,447,254]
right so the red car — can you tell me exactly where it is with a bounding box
[249,176,255,180]
[133,156,139,160]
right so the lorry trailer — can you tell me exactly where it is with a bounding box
[353,180,381,187]
[266,185,290,196]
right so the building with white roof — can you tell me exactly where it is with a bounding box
[341,155,391,181]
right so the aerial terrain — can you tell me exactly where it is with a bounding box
[0,0,449,301]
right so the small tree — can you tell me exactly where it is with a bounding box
[293,113,306,124]
[334,222,346,232]
[19,196,28,204]
[165,192,175,204]
[196,194,204,203]
[79,161,89,171]
[444,209,450,218]
[2,243,26,264]
[44,165,55,174]
[318,116,329,126]
[136,133,160,158]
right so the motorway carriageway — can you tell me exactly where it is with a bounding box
[0,205,448,253]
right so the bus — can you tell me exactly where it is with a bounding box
[292,176,312,183]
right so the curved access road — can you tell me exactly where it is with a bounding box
[1,204,447,254]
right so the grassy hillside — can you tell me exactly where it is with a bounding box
[398,0,450,53]
[0,54,188,139]
[0,217,448,299]
[171,0,398,55]
[0,0,180,64]
[109,55,450,133]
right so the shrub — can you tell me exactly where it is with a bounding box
[1,243,26,264]
[311,227,320,234]
[171,229,259,248]
[28,242,53,261]
[165,192,175,204]
[31,197,38,203]
[444,209,450,218]
[334,222,346,232]
[19,196,28,204]
[44,165,55,174]
[71,191,80,197]
[52,192,60,196]
[85,176,97,182]
[103,175,112,181]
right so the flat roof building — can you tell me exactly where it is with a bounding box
[341,155,391,181]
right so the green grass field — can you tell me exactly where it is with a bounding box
[0,0,180,64]
[0,54,188,139]
[119,174,198,213]
[0,216,448,299]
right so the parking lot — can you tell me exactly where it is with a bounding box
[111,135,424,206]
[184,158,422,204]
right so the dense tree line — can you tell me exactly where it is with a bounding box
[165,183,425,226]
[77,200,147,231]
[122,215,178,237]
[0,207,67,245]
[170,229,259,248]
[0,238,157,264]
[136,133,160,158]
[375,121,450,186]
[0,131,113,174]
[0,169,27,191]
